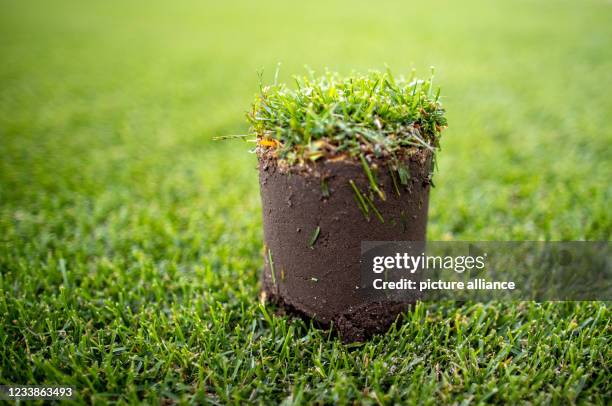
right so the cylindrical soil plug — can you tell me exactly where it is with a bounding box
[259,149,433,341]
[247,69,447,341]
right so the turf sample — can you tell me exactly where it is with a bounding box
[253,70,444,340]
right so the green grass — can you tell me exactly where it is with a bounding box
[0,0,611,403]
[247,69,446,162]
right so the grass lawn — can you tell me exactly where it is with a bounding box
[1,0,610,403]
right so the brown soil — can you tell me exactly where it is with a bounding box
[258,150,432,342]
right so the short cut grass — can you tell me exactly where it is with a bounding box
[247,68,447,164]
[2,0,610,403]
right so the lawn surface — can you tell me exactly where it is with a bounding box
[1,0,611,403]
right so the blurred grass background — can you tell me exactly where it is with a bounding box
[1,0,610,403]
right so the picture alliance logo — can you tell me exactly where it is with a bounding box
[372,252,488,274]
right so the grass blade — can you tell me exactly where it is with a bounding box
[359,154,385,201]
[349,180,370,221]
[308,226,321,248]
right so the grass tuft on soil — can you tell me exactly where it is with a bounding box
[248,68,447,164]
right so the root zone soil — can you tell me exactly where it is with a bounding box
[259,148,433,342]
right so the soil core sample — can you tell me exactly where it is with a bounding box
[259,149,432,341]
[248,69,447,341]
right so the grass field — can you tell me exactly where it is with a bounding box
[1,0,611,403]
